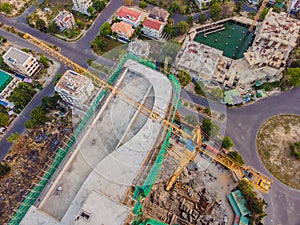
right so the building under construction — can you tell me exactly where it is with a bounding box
[19,58,177,225]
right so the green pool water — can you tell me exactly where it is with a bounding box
[194,20,255,59]
[0,70,13,93]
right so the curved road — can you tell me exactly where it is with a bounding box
[180,87,300,225]
[0,0,124,67]
[0,1,299,224]
[226,86,300,225]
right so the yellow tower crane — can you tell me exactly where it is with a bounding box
[23,33,273,193]
[248,0,269,32]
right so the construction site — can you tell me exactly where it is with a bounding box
[181,7,300,90]
[3,32,274,225]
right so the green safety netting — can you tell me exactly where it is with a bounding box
[133,74,181,224]
[9,53,156,225]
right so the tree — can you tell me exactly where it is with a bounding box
[88,6,95,16]
[30,106,47,126]
[237,180,268,224]
[201,118,219,138]
[260,7,269,20]
[39,54,49,67]
[0,112,9,127]
[164,24,177,37]
[47,22,58,33]
[55,74,63,85]
[221,136,234,149]
[222,0,235,17]
[198,13,207,24]
[194,81,205,96]
[123,0,134,6]
[99,22,112,36]
[138,1,147,9]
[91,36,106,51]
[187,16,194,27]
[177,21,189,34]
[209,87,223,101]
[41,94,60,112]
[235,1,242,13]
[8,82,36,108]
[36,18,47,32]
[24,119,34,129]
[0,163,11,178]
[228,150,244,165]
[6,132,19,143]
[177,70,191,87]
[1,2,12,14]
[169,2,180,13]
[210,2,222,20]
[284,68,300,87]
[76,19,85,29]
[185,115,198,126]
[93,0,106,11]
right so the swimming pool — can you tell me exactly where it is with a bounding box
[0,70,13,93]
[194,20,255,59]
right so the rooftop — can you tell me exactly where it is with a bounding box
[111,21,135,37]
[21,59,173,225]
[116,6,141,22]
[55,10,73,22]
[3,47,32,65]
[149,7,169,21]
[74,191,129,225]
[176,41,223,80]
[244,10,300,68]
[258,11,300,45]
[143,18,163,31]
[55,70,91,97]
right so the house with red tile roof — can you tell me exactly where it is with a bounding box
[111,21,135,41]
[142,18,164,39]
[116,6,141,28]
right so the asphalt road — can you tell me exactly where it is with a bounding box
[180,86,300,225]
[0,2,299,224]
[226,86,300,225]
[0,1,119,68]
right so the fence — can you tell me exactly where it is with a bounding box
[8,53,155,225]
[132,74,181,224]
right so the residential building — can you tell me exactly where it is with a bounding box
[72,0,93,16]
[111,21,135,41]
[290,0,300,13]
[142,18,164,39]
[3,47,41,77]
[175,41,223,83]
[244,10,300,69]
[54,10,76,31]
[194,0,211,9]
[149,7,169,23]
[116,6,141,28]
[54,70,94,109]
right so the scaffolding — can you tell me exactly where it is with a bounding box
[8,54,157,225]
[132,73,181,224]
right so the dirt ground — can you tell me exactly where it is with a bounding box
[257,114,300,190]
[140,138,236,225]
[0,0,31,16]
[0,109,73,224]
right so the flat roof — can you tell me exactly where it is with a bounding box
[74,191,129,225]
[21,59,173,225]
[176,41,223,80]
[3,47,32,65]
[55,70,91,97]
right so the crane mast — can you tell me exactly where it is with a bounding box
[23,33,273,193]
[248,0,269,32]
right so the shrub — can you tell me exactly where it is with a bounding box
[0,163,11,178]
